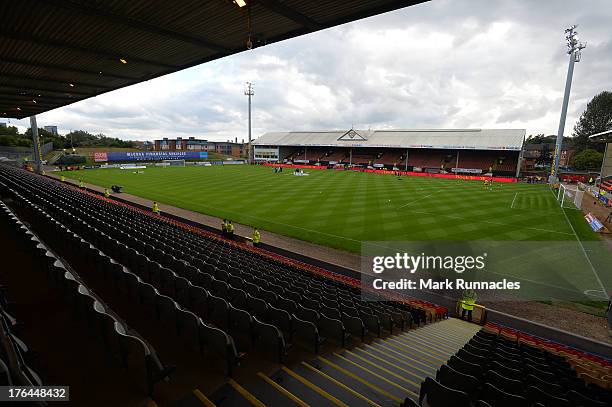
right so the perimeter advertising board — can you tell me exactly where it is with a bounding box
[94,151,208,162]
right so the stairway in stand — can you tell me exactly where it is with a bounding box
[207,318,481,407]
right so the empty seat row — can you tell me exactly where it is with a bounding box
[415,329,611,407]
[0,200,174,396]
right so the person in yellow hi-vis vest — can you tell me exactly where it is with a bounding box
[60,175,65,182]
[79,179,85,189]
[460,289,477,322]
[252,227,261,247]
[104,188,110,198]
[226,220,235,240]
[152,201,160,215]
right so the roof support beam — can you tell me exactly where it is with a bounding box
[0,73,113,90]
[1,30,176,69]
[0,92,78,106]
[38,0,232,53]
[0,83,91,97]
[256,0,322,30]
[0,95,70,106]
[0,106,43,115]
[2,57,136,81]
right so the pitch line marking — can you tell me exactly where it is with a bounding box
[548,188,608,297]
[583,289,608,299]
[510,192,518,209]
[398,194,433,208]
[402,208,573,236]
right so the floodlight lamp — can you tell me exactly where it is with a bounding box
[234,0,247,7]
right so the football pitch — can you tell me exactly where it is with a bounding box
[65,165,611,300]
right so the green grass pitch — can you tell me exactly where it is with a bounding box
[65,165,611,300]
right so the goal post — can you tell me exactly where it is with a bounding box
[556,184,584,209]
[162,159,185,167]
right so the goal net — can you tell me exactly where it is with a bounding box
[162,159,185,167]
[556,184,584,210]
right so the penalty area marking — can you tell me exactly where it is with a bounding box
[583,289,608,299]
[401,208,573,236]
[398,194,433,208]
[510,192,518,209]
[548,188,608,297]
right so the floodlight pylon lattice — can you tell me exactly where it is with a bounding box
[551,25,586,182]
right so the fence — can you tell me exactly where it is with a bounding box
[0,142,53,160]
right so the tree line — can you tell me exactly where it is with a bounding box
[0,127,135,149]
[525,90,611,171]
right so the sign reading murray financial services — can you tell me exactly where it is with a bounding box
[94,151,208,162]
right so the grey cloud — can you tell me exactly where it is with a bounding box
[8,0,612,141]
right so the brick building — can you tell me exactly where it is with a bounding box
[154,137,207,151]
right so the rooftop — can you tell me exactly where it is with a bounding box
[253,128,526,150]
[1,0,425,119]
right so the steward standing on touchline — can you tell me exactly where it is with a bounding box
[152,201,160,215]
[460,289,477,322]
[252,227,261,247]
[226,220,235,240]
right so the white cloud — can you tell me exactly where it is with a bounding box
[6,0,612,141]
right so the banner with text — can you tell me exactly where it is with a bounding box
[94,151,208,162]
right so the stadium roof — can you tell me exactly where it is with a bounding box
[589,129,612,142]
[253,129,526,150]
[1,0,426,120]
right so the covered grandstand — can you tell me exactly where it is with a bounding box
[2,0,612,405]
[253,128,526,177]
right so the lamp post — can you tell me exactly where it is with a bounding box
[551,25,586,183]
[245,82,254,164]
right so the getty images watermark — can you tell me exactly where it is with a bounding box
[370,252,521,291]
[360,241,611,302]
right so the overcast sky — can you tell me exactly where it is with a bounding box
[6,0,612,142]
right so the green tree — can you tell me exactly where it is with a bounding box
[62,130,135,148]
[570,149,603,170]
[25,128,67,149]
[0,125,20,136]
[572,91,612,153]
[525,134,571,145]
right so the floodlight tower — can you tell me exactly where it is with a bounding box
[245,82,254,164]
[551,25,586,183]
